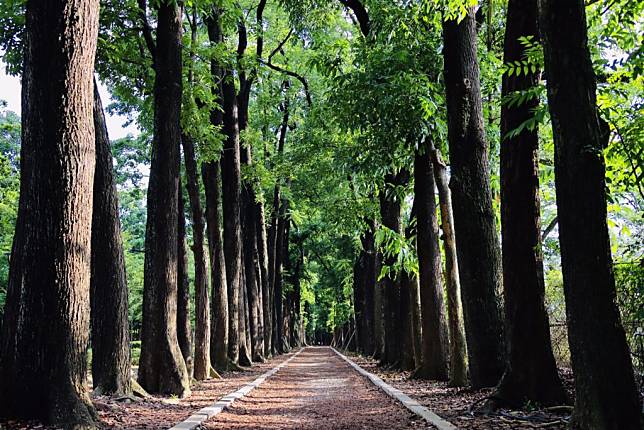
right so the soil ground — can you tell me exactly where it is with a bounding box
[201,347,431,430]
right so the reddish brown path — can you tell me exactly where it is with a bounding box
[201,347,433,430]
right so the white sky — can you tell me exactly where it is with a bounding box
[0,62,139,140]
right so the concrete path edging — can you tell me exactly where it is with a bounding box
[332,348,457,430]
[168,349,303,430]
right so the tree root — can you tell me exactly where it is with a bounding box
[130,378,150,398]
[209,366,222,379]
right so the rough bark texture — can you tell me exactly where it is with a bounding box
[269,96,289,354]
[177,184,194,377]
[238,19,265,363]
[90,81,131,397]
[219,61,243,366]
[409,275,423,369]
[442,8,505,388]
[257,200,273,357]
[379,173,406,367]
[203,7,229,371]
[0,0,99,425]
[373,251,385,359]
[203,160,229,370]
[353,255,366,354]
[274,199,289,353]
[182,134,211,380]
[414,144,449,380]
[138,0,190,397]
[496,0,566,407]
[431,148,468,387]
[360,220,377,356]
[539,0,642,427]
[399,270,415,371]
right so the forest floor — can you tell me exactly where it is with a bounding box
[0,347,576,429]
[200,347,429,430]
[348,352,575,430]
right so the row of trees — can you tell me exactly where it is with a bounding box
[0,0,641,429]
[338,1,642,429]
[0,0,312,427]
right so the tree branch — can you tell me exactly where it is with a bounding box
[137,0,156,66]
[264,29,312,107]
[338,0,370,37]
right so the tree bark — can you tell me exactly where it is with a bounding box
[360,220,377,356]
[431,148,468,387]
[217,44,243,366]
[203,160,229,371]
[378,172,406,367]
[353,253,366,354]
[495,0,566,407]
[138,0,190,397]
[177,183,194,377]
[414,143,449,380]
[399,270,415,371]
[257,200,273,356]
[539,0,641,427]
[0,0,99,424]
[90,81,131,397]
[203,7,228,371]
[274,199,290,353]
[373,250,385,359]
[182,134,211,380]
[409,275,423,370]
[442,8,505,388]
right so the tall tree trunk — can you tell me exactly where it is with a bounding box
[205,6,243,366]
[373,250,385,359]
[238,261,253,366]
[431,148,468,387]
[0,0,99,424]
[269,95,290,354]
[238,20,264,364]
[203,160,229,370]
[399,270,415,371]
[414,142,449,380]
[360,220,377,356]
[410,275,423,370]
[182,134,211,381]
[203,7,228,371]
[257,200,272,356]
[353,254,366,353]
[379,172,406,367]
[219,65,243,366]
[274,199,289,353]
[442,8,505,388]
[177,183,194,377]
[241,168,264,361]
[90,81,131,397]
[539,0,641,427]
[494,0,566,407]
[138,0,190,397]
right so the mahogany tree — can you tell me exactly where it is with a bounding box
[540,0,641,426]
[0,0,100,425]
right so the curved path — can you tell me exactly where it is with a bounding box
[201,347,434,429]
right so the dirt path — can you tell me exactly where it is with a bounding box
[201,347,433,430]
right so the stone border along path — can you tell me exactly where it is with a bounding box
[331,347,458,430]
[168,349,304,430]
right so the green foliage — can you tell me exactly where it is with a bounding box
[0,106,20,318]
